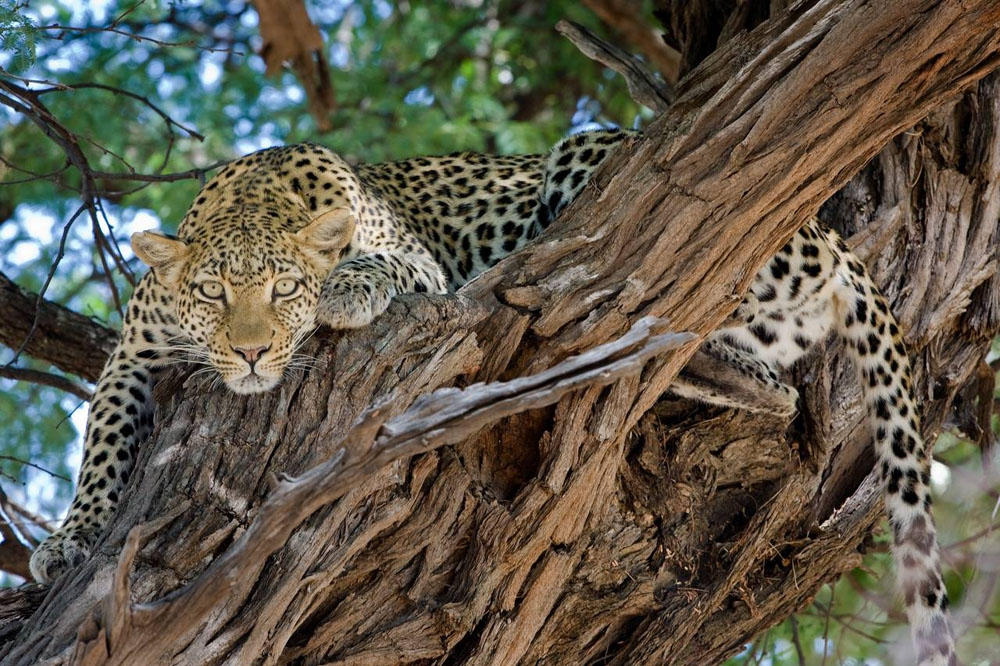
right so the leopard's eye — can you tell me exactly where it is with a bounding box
[273,278,300,299]
[197,280,225,302]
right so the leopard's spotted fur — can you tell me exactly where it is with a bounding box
[29,130,953,665]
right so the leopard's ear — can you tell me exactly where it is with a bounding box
[295,207,355,265]
[132,231,189,286]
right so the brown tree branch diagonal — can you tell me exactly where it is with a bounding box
[2,1,1000,664]
[0,271,116,383]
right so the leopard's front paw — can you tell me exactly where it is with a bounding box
[29,528,92,584]
[317,278,392,329]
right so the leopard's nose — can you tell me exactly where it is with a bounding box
[232,344,270,367]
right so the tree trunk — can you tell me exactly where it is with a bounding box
[3,1,1000,664]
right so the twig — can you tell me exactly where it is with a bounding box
[0,159,71,187]
[820,584,835,666]
[36,23,243,56]
[0,72,219,191]
[3,202,87,369]
[0,493,57,535]
[0,365,92,401]
[788,615,807,666]
[556,20,675,112]
[90,197,135,286]
[32,82,204,141]
[86,162,229,184]
[0,455,72,483]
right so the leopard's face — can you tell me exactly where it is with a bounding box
[173,241,325,393]
[132,206,354,394]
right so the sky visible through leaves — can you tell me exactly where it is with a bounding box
[0,1,998,664]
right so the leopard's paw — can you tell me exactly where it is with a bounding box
[29,529,92,584]
[317,277,392,329]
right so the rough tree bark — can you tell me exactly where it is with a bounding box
[2,1,1000,664]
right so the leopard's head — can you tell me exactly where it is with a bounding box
[132,204,353,394]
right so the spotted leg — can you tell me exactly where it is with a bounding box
[670,336,799,418]
[29,273,179,583]
[720,292,759,328]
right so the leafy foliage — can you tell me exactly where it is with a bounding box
[0,1,36,73]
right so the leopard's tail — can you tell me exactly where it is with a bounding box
[831,231,955,666]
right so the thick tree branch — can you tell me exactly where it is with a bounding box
[0,271,116,383]
[3,1,1000,664]
[0,491,32,580]
[69,318,691,665]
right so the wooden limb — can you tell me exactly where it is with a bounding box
[0,366,92,401]
[253,0,336,131]
[582,0,682,82]
[0,271,116,383]
[4,1,1000,664]
[67,318,691,665]
[0,491,31,580]
[556,19,675,112]
[0,587,46,646]
[0,539,31,580]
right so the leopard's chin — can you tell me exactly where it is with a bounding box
[225,372,282,394]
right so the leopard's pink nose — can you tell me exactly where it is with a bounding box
[232,344,270,366]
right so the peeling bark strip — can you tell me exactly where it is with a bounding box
[3,1,1000,664]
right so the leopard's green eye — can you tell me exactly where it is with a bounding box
[197,280,225,301]
[273,278,300,299]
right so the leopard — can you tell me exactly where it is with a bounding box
[28,130,953,665]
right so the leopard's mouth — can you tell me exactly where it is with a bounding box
[225,369,283,394]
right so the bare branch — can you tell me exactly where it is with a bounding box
[0,366,92,401]
[36,22,244,56]
[85,163,230,184]
[0,457,72,484]
[582,0,681,82]
[557,19,675,111]
[32,82,204,141]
